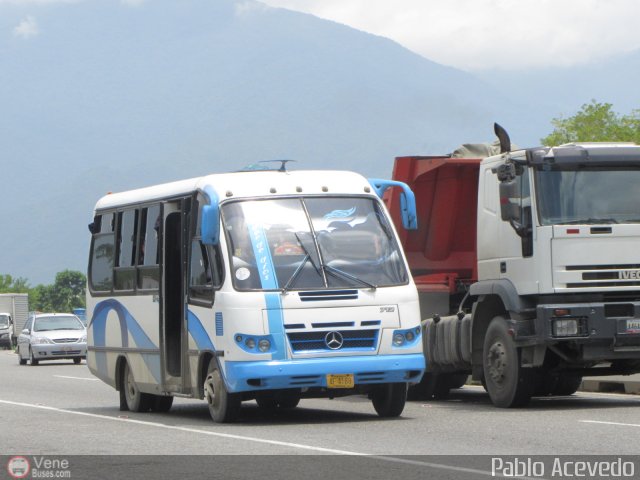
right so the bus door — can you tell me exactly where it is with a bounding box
[161,199,189,391]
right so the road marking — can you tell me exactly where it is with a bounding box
[581,420,640,428]
[53,375,99,381]
[0,398,520,478]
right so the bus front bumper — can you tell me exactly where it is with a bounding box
[223,353,425,393]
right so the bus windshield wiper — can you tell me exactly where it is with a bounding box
[324,264,377,290]
[281,232,323,293]
[281,253,311,293]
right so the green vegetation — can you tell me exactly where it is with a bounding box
[541,100,640,146]
[0,270,86,312]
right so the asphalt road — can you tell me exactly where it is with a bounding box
[1,349,640,479]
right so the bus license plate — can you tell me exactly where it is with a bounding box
[326,374,354,389]
[626,319,640,333]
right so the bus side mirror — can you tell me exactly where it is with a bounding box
[201,204,220,245]
[499,180,521,222]
[368,178,418,230]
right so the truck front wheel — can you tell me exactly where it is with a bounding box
[483,316,532,408]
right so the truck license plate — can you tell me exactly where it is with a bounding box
[326,374,354,389]
[626,319,640,333]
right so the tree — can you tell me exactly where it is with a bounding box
[541,100,640,146]
[0,274,30,293]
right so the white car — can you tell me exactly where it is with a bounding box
[17,313,87,365]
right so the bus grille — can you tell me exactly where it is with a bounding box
[287,329,378,352]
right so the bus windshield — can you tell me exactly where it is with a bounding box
[222,197,408,291]
[535,167,640,225]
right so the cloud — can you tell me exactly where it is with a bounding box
[120,0,145,6]
[258,0,640,71]
[235,0,268,16]
[13,15,38,39]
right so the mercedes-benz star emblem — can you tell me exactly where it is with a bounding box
[324,331,344,350]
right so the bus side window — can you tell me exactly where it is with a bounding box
[137,205,160,290]
[89,213,115,293]
[189,240,214,305]
[114,209,138,291]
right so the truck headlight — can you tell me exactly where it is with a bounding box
[553,318,579,337]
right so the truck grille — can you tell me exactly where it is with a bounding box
[564,264,640,289]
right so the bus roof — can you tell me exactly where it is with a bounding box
[94,170,374,211]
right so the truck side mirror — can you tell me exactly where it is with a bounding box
[499,180,521,223]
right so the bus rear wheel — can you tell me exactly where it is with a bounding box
[122,361,152,412]
[204,359,241,423]
[371,383,407,417]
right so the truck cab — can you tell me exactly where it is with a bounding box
[390,137,640,407]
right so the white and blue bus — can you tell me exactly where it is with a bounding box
[86,166,424,422]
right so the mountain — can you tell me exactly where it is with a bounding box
[475,48,640,125]
[0,0,607,284]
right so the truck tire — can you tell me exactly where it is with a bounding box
[371,383,407,417]
[482,316,532,408]
[122,362,152,412]
[553,375,582,396]
[204,358,241,423]
[449,373,469,390]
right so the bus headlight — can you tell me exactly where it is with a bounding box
[393,333,405,346]
[245,338,256,349]
[258,339,271,352]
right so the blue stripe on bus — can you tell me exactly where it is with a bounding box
[265,293,286,360]
[247,221,286,360]
[90,299,161,384]
[187,310,216,351]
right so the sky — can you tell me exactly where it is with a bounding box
[259,0,640,71]
[4,0,640,70]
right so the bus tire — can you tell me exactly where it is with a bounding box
[256,392,300,411]
[371,383,407,417]
[204,359,241,423]
[482,316,532,408]
[278,395,300,409]
[150,395,174,413]
[122,361,152,412]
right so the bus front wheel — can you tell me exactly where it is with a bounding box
[204,359,241,423]
[371,383,407,417]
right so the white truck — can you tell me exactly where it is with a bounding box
[0,293,29,348]
[388,125,640,407]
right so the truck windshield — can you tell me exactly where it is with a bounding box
[222,197,408,291]
[0,315,9,328]
[535,167,640,225]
